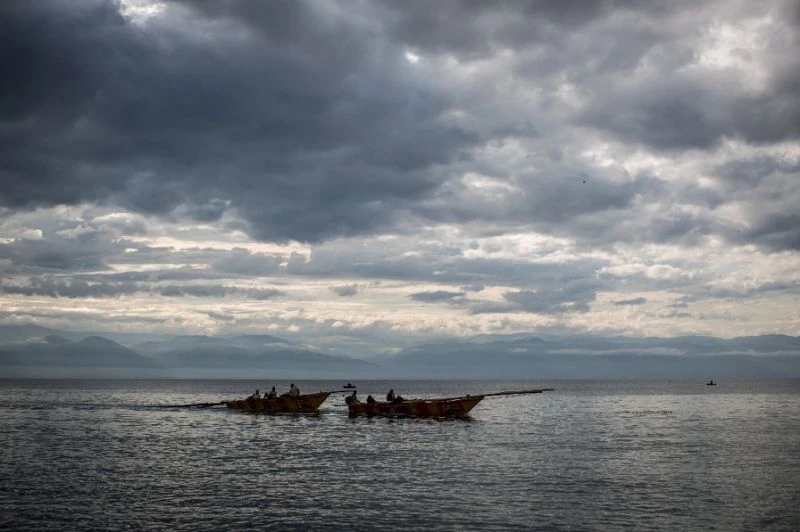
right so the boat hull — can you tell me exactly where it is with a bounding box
[348,395,485,419]
[225,391,331,414]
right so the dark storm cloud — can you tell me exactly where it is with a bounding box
[158,285,285,300]
[375,0,677,57]
[664,310,692,319]
[207,311,235,322]
[0,308,167,324]
[579,72,800,150]
[0,277,140,298]
[418,164,650,232]
[517,170,644,224]
[0,0,476,243]
[331,284,359,297]
[410,290,466,302]
[501,278,604,314]
[467,277,607,315]
[668,301,689,308]
[382,0,800,152]
[613,297,647,306]
[2,0,798,254]
[0,275,285,300]
[742,213,800,251]
[66,267,227,284]
[712,154,800,251]
[715,155,800,188]
[0,231,121,271]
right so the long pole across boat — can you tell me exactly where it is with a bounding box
[428,388,555,402]
[482,388,555,398]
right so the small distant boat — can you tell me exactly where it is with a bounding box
[342,382,357,389]
[706,380,716,386]
[346,388,553,419]
[225,391,331,414]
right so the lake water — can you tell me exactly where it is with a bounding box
[1,379,798,531]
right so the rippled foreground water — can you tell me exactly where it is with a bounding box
[1,379,799,531]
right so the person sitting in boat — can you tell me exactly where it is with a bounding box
[345,390,359,404]
[386,389,404,403]
[289,383,300,397]
[267,386,277,398]
[366,394,376,404]
[251,389,261,399]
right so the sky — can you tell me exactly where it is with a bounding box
[1,0,799,357]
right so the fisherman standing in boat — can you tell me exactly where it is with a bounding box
[289,383,300,397]
[345,390,359,404]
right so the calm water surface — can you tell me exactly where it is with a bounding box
[1,379,798,531]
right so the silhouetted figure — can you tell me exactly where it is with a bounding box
[345,390,359,404]
[366,395,376,404]
[386,389,396,402]
[267,386,277,398]
[289,383,300,397]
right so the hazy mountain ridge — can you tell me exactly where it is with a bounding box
[381,334,800,378]
[0,326,376,379]
[0,325,798,378]
[133,334,292,355]
[0,333,161,378]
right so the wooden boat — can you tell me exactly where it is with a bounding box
[347,388,553,419]
[348,395,483,419]
[225,391,331,414]
[706,380,716,386]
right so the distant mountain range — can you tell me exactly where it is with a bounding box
[0,325,377,379]
[0,333,162,378]
[382,334,800,379]
[1,324,798,379]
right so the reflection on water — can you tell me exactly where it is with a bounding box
[1,379,798,530]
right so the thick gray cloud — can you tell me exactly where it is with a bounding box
[378,0,800,150]
[410,290,466,302]
[0,230,120,272]
[2,0,798,250]
[714,154,800,250]
[1,0,799,347]
[1,277,140,298]
[0,274,285,300]
[614,297,647,306]
[501,278,606,314]
[331,284,359,297]
[579,70,800,150]
[158,285,284,299]
[0,0,475,243]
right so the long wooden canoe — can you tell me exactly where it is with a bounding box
[348,395,484,419]
[347,388,553,419]
[225,391,331,414]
